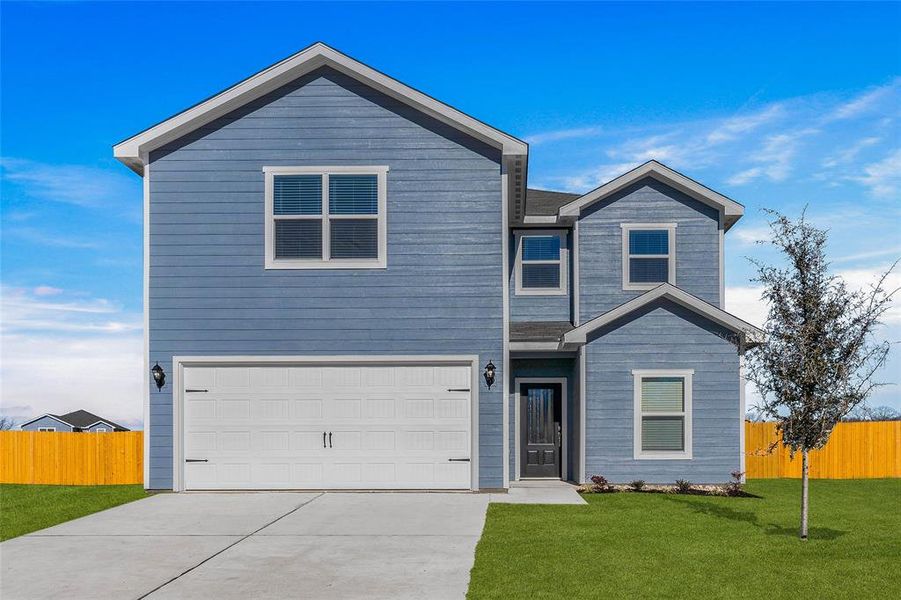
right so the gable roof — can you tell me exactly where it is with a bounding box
[20,410,130,431]
[114,42,528,175]
[557,160,745,230]
[563,284,764,348]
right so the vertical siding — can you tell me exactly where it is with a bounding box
[583,300,741,483]
[20,416,73,432]
[509,230,573,322]
[578,178,722,322]
[508,358,577,481]
[148,67,504,489]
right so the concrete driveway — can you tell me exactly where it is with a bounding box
[0,492,489,600]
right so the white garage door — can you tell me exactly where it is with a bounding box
[181,362,473,490]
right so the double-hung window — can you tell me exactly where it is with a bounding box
[264,166,388,269]
[633,369,693,459]
[38,427,56,432]
[622,223,676,289]
[515,230,568,295]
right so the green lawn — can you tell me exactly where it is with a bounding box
[0,484,148,541]
[468,479,900,599]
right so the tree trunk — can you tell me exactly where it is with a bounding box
[800,449,809,540]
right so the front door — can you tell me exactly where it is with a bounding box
[520,383,562,478]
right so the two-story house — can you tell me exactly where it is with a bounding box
[114,43,761,492]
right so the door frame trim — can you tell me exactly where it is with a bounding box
[172,354,480,492]
[513,377,568,481]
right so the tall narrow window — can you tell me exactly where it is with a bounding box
[264,167,388,269]
[622,223,676,289]
[515,230,568,295]
[633,370,693,459]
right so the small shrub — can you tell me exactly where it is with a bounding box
[629,479,646,492]
[723,471,745,497]
[674,479,693,494]
[590,474,615,493]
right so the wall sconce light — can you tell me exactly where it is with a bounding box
[151,363,166,391]
[483,360,496,390]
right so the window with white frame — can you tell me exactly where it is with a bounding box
[264,166,388,269]
[633,370,693,459]
[95,427,108,432]
[515,230,568,295]
[622,223,676,289]
[38,427,56,432]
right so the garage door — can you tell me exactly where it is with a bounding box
[181,362,473,490]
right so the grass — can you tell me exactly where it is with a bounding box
[468,479,901,599]
[0,484,148,541]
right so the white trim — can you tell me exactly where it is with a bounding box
[578,347,587,483]
[501,167,511,489]
[739,355,747,481]
[37,427,57,432]
[557,160,744,230]
[513,229,569,296]
[564,284,765,346]
[719,215,726,308]
[19,414,74,429]
[573,220,581,326]
[114,42,527,173]
[142,155,151,489]
[84,420,118,431]
[94,427,109,433]
[522,215,559,225]
[632,369,694,460]
[509,341,563,351]
[263,166,388,270]
[171,354,480,492]
[621,223,676,291]
[513,377,568,481]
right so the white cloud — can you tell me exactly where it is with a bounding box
[834,246,901,265]
[33,285,64,297]
[1,157,139,209]
[822,136,881,168]
[5,226,103,249]
[0,287,143,426]
[827,79,900,121]
[726,286,768,328]
[850,149,901,198]
[705,104,785,144]
[731,224,772,247]
[525,126,604,146]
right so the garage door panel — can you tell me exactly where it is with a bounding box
[183,362,472,490]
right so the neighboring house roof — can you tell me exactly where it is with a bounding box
[114,42,528,175]
[563,284,764,348]
[510,321,575,342]
[524,189,581,217]
[18,414,75,430]
[20,410,130,431]
[557,160,745,230]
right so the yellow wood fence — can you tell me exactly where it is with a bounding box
[745,421,901,479]
[0,431,143,485]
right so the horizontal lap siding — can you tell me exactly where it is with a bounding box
[584,301,740,483]
[19,416,73,432]
[509,232,572,322]
[579,178,722,321]
[148,67,504,489]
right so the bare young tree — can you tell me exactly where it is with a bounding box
[745,209,897,540]
[0,416,18,431]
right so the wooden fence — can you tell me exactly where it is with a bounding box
[745,420,900,479]
[0,431,142,485]
[1,424,899,485]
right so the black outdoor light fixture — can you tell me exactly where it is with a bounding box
[483,359,496,390]
[151,363,166,391]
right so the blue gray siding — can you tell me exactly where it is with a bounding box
[148,67,505,489]
[509,358,577,481]
[583,299,740,483]
[509,231,573,322]
[21,416,73,432]
[578,178,722,322]
[85,422,115,432]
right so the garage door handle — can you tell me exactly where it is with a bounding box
[323,432,327,448]
[185,459,208,463]
[447,388,470,392]
[448,458,470,462]
[185,389,208,393]
[329,432,332,448]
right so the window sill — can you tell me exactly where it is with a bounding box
[634,451,693,460]
[514,287,569,297]
[265,258,387,270]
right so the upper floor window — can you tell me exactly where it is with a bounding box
[621,223,676,290]
[264,166,388,269]
[515,230,568,296]
[633,369,693,460]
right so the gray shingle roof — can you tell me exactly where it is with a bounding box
[56,410,130,431]
[525,188,581,216]
[510,321,574,342]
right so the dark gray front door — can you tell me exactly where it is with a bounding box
[520,382,562,478]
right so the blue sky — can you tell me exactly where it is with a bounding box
[2,1,899,426]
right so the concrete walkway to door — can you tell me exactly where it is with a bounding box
[0,492,489,600]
